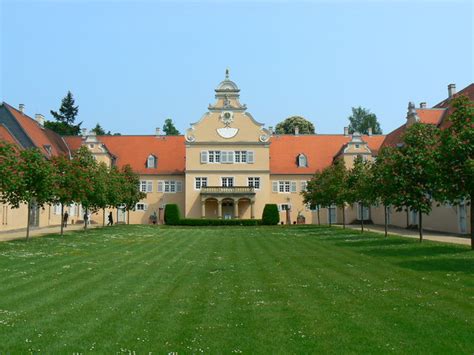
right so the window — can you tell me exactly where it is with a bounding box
[301,181,308,192]
[53,203,62,215]
[135,203,148,211]
[146,155,157,168]
[208,151,221,163]
[235,151,247,163]
[355,144,360,149]
[279,204,292,211]
[297,154,308,167]
[140,180,153,193]
[221,177,234,187]
[278,181,290,193]
[195,177,208,190]
[248,177,260,189]
[158,180,182,193]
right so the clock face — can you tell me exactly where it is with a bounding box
[221,111,234,126]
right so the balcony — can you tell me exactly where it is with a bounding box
[200,186,255,195]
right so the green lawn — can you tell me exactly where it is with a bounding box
[0,225,473,353]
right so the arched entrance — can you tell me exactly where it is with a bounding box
[221,198,235,220]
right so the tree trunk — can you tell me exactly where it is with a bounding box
[384,205,388,238]
[102,208,105,226]
[84,208,88,230]
[60,204,64,236]
[328,207,332,226]
[26,200,31,242]
[317,207,320,226]
[127,210,130,225]
[471,201,473,250]
[419,211,423,243]
[361,203,364,233]
[342,204,346,229]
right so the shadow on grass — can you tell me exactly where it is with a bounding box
[397,258,474,273]
[361,245,470,258]
[334,238,413,248]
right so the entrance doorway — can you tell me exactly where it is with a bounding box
[29,201,40,227]
[459,202,467,234]
[222,200,234,219]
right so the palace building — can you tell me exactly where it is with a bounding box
[0,72,471,235]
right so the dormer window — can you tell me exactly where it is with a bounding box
[297,154,308,167]
[146,154,157,168]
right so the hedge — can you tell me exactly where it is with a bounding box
[173,218,261,226]
[262,204,280,225]
[164,204,180,225]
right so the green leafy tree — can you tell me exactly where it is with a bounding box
[91,123,106,135]
[45,91,81,136]
[163,118,180,136]
[275,116,315,134]
[303,171,324,225]
[371,147,400,237]
[91,162,110,226]
[6,148,55,240]
[120,165,146,224]
[348,107,382,135]
[51,155,76,236]
[391,123,440,242]
[346,156,375,232]
[436,95,474,249]
[0,142,20,203]
[164,204,181,225]
[326,160,349,228]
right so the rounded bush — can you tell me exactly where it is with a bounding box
[164,204,180,225]
[262,204,279,225]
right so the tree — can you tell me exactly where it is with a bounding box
[348,107,382,135]
[303,171,324,225]
[346,156,375,232]
[275,116,315,134]
[326,160,349,228]
[436,95,474,249]
[262,204,279,225]
[45,91,82,136]
[0,142,20,203]
[51,155,76,236]
[391,123,440,242]
[120,165,146,224]
[91,123,106,135]
[4,148,55,240]
[163,118,180,136]
[371,147,400,237]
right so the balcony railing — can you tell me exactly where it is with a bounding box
[200,186,255,195]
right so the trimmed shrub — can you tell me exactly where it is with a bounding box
[262,204,279,225]
[164,204,180,225]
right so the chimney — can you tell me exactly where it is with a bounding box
[420,102,427,109]
[35,114,45,126]
[155,127,161,136]
[294,126,299,136]
[368,127,373,136]
[19,104,25,113]
[344,127,349,136]
[81,128,88,137]
[448,83,456,98]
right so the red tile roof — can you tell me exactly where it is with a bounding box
[64,135,186,174]
[0,125,19,146]
[417,109,446,125]
[435,83,474,129]
[269,134,385,174]
[3,103,69,157]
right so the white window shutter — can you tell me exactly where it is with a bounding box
[147,181,153,193]
[278,204,282,212]
[200,151,208,164]
[157,181,164,192]
[272,181,278,192]
[247,151,254,164]
[144,203,148,211]
[227,151,234,163]
[301,181,308,191]
[176,181,182,192]
[221,151,228,163]
[290,181,297,193]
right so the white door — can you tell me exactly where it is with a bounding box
[410,209,418,225]
[328,206,337,224]
[459,202,467,234]
[357,204,370,220]
[386,206,392,225]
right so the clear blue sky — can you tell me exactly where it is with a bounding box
[1,0,473,135]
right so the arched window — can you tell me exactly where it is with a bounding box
[146,154,157,168]
[297,154,308,167]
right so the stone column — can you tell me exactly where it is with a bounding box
[233,200,239,219]
[201,200,206,219]
[250,200,255,219]
[217,200,222,219]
